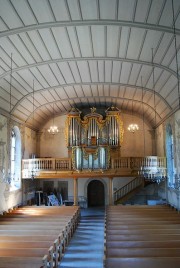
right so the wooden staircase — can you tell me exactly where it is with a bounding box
[114,177,145,205]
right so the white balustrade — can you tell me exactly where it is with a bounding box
[22,156,166,178]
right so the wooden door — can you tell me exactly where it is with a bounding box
[88,180,105,207]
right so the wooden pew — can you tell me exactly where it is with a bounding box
[106,234,180,241]
[105,223,180,230]
[0,256,48,268]
[0,228,67,259]
[0,206,80,267]
[106,228,180,235]
[0,246,53,268]
[0,235,63,262]
[106,247,180,257]
[0,239,59,266]
[105,257,180,268]
[105,205,180,268]
[106,240,180,248]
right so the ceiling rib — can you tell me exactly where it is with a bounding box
[11,81,172,114]
[1,57,178,80]
[0,20,180,38]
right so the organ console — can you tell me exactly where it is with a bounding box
[65,106,124,172]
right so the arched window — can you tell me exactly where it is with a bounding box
[166,124,174,187]
[10,126,21,190]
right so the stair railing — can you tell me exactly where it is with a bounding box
[114,177,144,203]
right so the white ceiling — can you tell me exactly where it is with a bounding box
[0,0,180,130]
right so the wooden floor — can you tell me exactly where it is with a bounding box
[105,205,180,268]
[0,205,80,268]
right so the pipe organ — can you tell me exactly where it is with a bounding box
[66,107,123,171]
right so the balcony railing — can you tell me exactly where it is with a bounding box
[22,156,166,179]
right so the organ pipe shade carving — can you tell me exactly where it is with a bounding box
[66,107,123,171]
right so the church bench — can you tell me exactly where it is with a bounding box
[106,240,180,248]
[106,228,180,235]
[0,256,48,268]
[0,234,60,242]
[105,206,180,268]
[106,212,180,217]
[0,220,72,241]
[104,257,180,268]
[0,220,72,236]
[0,207,80,237]
[0,239,60,266]
[106,209,172,213]
[0,206,80,267]
[105,224,180,230]
[10,206,80,217]
[106,247,180,258]
[106,234,180,241]
[0,246,54,268]
[106,215,180,220]
[106,220,180,225]
[0,221,74,244]
[0,240,54,249]
[0,230,66,256]
[107,205,170,209]
[0,235,64,261]
[0,229,66,236]
[0,215,78,233]
[106,213,180,217]
[5,206,80,218]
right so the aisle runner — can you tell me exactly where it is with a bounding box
[59,208,105,268]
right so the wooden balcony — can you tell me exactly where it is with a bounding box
[22,156,167,179]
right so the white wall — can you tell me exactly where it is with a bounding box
[23,127,37,158]
[0,114,22,213]
[156,124,165,156]
[39,115,68,158]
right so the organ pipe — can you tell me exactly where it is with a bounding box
[67,107,123,171]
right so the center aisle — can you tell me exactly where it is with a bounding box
[59,207,105,268]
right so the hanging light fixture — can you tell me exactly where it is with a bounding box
[0,54,13,184]
[0,54,16,184]
[128,100,139,133]
[48,102,59,135]
[169,0,180,188]
[30,80,36,180]
[5,53,14,184]
[127,123,139,133]
[139,50,167,184]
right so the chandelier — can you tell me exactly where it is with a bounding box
[139,50,167,184]
[48,125,59,134]
[139,167,167,184]
[169,1,180,189]
[128,124,139,133]
[128,100,139,133]
[48,103,59,135]
[30,166,36,180]
[30,81,36,180]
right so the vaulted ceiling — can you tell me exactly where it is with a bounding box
[0,0,180,130]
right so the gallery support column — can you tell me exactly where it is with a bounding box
[109,177,113,205]
[73,177,78,206]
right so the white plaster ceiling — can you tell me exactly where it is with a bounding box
[0,0,180,130]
